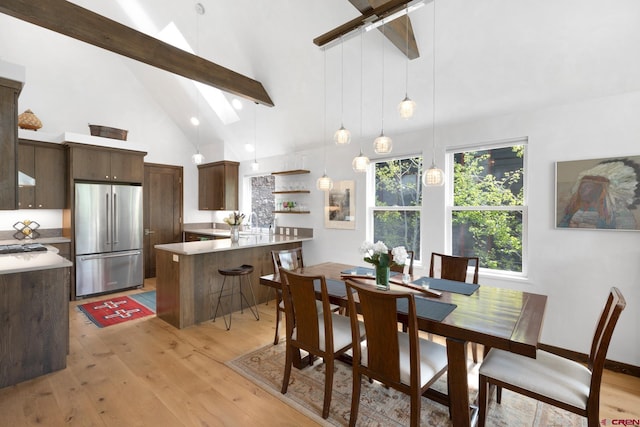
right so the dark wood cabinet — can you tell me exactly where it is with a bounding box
[0,77,22,210]
[18,140,66,209]
[66,142,146,183]
[198,161,239,210]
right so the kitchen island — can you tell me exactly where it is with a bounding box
[155,234,311,329]
[0,244,72,389]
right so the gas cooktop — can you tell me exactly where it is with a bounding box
[0,243,47,254]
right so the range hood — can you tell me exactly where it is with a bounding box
[18,171,35,187]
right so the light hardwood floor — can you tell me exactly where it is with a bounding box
[0,278,638,426]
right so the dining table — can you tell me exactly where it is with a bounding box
[259,262,547,427]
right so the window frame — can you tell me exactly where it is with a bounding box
[366,153,424,264]
[445,138,529,278]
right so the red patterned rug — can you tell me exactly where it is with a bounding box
[78,295,154,328]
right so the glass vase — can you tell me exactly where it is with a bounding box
[375,265,390,290]
[230,225,240,243]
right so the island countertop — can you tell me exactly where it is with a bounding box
[0,245,72,275]
[155,233,312,256]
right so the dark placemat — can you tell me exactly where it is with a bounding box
[396,296,457,322]
[314,278,350,297]
[411,277,479,296]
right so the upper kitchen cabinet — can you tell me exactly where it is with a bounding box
[66,142,146,183]
[0,77,23,210]
[18,140,66,209]
[198,161,239,210]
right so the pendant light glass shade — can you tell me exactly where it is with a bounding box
[398,95,416,119]
[352,150,370,172]
[192,152,204,165]
[334,125,351,145]
[251,160,259,171]
[251,102,259,171]
[316,173,334,191]
[422,162,444,186]
[373,133,393,154]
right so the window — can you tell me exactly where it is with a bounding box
[448,140,527,275]
[249,175,275,229]
[370,155,423,261]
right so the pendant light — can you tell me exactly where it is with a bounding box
[251,102,259,171]
[191,3,205,165]
[334,36,351,145]
[373,24,392,155]
[423,0,445,186]
[352,29,370,172]
[398,6,416,119]
[317,50,334,191]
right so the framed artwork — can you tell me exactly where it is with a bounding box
[325,180,355,229]
[555,155,640,230]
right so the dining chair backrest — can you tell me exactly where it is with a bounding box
[587,287,626,403]
[345,279,419,387]
[272,247,304,273]
[430,252,479,284]
[279,268,333,354]
[389,250,415,276]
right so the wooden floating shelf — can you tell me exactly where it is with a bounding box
[272,210,310,214]
[271,169,310,175]
[272,190,310,194]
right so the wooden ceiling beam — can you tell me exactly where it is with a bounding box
[349,0,419,59]
[0,0,274,107]
[314,0,421,59]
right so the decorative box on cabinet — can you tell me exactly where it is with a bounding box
[0,77,23,210]
[198,161,239,210]
[66,142,146,183]
[271,169,310,214]
[18,140,66,209]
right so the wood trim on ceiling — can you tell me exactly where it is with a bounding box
[315,0,420,59]
[0,0,274,107]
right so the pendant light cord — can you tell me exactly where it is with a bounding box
[323,50,328,174]
[432,0,437,164]
[405,5,409,97]
[381,24,386,134]
[340,36,345,126]
[254,102,257,163]
[360,29,364,148]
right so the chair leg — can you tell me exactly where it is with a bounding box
[349,372,362,427]
[322,358,334,419]
[281,343,293,394]
[213,276,231,330]
[478,374,488,427]
[239,275,260,321]
[496,385,502,404]
[410,390,421,427]
[471,342,478,363]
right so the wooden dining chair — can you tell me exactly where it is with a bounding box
[344,279,449,427]
[429,252,481,362]
[271,248,304,345]
[389,250,415,275]
[478,287,626,427]
[279,268,363,419]
[271,248,341,345]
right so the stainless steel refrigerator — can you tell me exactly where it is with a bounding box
[74,182,143,297]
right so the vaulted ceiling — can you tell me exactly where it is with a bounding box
[4,0,640,162]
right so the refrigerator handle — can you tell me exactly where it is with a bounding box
[105,192,111,244]
[113,193,119,244]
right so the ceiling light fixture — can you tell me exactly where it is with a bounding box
[353,29,370,173]
[334,36,351,145]
[251,102,259,171]
[398,5,416,119]
[317,51,334,191]
[423,0,444,187]
[373,24,393,155]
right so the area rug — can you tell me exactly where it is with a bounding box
[129,290,157,312]
[78,295,154,328]
[227,342,587,426]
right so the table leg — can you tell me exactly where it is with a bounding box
[447,337,471,427]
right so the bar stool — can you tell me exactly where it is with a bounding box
[213,264,260,330]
